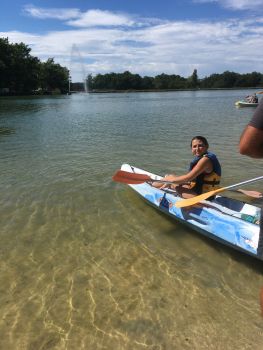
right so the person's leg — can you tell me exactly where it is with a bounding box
[172,185,197,198]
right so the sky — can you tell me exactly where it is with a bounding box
[1,0,263,82]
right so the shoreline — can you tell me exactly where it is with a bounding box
[89,87,263,93]
[0,87,262,97]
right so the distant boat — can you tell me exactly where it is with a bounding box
[235,100,258,107]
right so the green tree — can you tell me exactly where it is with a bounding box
[40,58,69,93]
[10,42,40,93]
[87,74,93,90]
[0,38,11,89]
[0,38,40,93]
[187,69,199,88]
[240,72,262,87]
[141,76,154,89]
[81,69,263,91]
[154,73,170,89]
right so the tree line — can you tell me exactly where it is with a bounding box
[86,69,263,91]
[1,37,262,95]
[0,37,69,95]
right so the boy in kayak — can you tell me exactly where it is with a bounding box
[152,136,221,198]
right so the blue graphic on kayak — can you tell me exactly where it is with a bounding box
[159,193,171,210]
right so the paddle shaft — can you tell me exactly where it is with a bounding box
[223,176,263,191]
[146,179,175,184]
[176,175,263,208]
[113,170,263,198]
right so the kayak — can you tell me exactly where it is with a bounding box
[235,100,258,107]
[118,163,262,261]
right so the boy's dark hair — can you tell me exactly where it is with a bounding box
[190,136,209,148]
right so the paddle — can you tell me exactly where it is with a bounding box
[112,170,175,185]
[175,175,263,208]
[112,170,263,198]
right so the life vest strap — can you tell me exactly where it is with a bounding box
[203,180,220,185]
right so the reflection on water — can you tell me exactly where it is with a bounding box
[0,92,263,349]
[0,127,15,136]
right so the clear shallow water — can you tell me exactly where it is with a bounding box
[0,91,263,349]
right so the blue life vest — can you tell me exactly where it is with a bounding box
[189,152,221,194]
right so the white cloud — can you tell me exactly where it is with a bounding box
[67,9,135,27]
[193,0,263,10]
[23,5,81,20]
[24,6,159,28]
[2,9,263,81]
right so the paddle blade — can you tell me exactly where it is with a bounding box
[175,187,225,208]
[112,170,151,184]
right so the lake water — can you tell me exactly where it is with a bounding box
[1,90,263,349]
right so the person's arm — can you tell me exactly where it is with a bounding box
[163,157,213,184]
[239,125,263,158]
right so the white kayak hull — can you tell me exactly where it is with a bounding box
[235,100,258,107]
[120,164,262,261]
